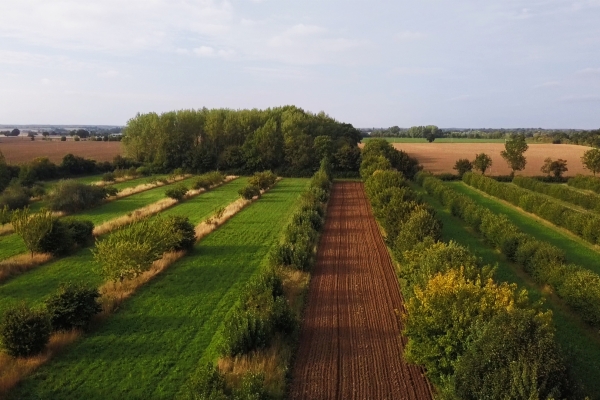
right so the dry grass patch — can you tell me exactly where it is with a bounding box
[111,174,189,199]
[0,253,53,284]
[0,330,81,396]
[0,224,13,236]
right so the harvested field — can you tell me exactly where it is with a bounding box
[289,182,432,400]
[0,137,122,164]
[361,143,594,176]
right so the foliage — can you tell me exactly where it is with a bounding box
[500,134,528,173]
[581,148,600,176]
[188,364,229,400]
[122,107,361,176]
[513,175,600,213]
[47,180,113,212]
[567,174,600,194]
[248,171,277,190]
[239,185,261,200]
[93,217,182,281]
[0,183,30,210]
[11,208,54,257]
[359,155,392,179]
[0,205,10,226]
[102,172,116,182]
[0,303,51,357]
[36,218,95,256]
[192,172,225,190]
[164,215,196,251]
[472,153,492,175]
[452,158,472,177]
[44,284,102,331]
[541,158,568,178]
[165,184,189,201]
[360,138,421,179]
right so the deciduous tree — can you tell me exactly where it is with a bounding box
[453,158,473,177]
[581,148,600,176]
[541,158,568,178]
[501,134,529,174]
[472,153,492,175]
[11,208,54,257]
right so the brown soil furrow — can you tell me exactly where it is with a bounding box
[289,182,433,400]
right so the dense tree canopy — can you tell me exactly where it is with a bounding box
[122,106,362,176]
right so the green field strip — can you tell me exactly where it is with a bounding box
[0,177,196,262]
[505,182,598,215]
[0,178,244,310]
[9,178,308,400]
[447,181,600,275]
[362,137,507,143]
[412,184,600,398]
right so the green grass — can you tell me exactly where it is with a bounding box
[0,177,196,262]
[361,137,507,143]
[9,178,308,400]
[0,178,246,312]
[448,181,600,275]
[412,183,600,398]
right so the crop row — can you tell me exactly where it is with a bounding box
[359,142,573,398]
[193,161,332,399]
[463,172,600,245]
[418,172,600,329]
[512,175,600,213]
[568,174,600,194]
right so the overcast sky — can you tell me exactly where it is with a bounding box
[0,0,599,128]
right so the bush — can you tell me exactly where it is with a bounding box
[0,304,51,357]
[568,174,600,194]
[239,185,261,200]
[164,215,196,251]
[165,184,189,201]
[47,181,111,212]
[102,172,116,182]
[188,363,229,400]
[37,219,74,256]
[44,284,102,331]
[248,171,277,190]
[192,172,225,190]
[60,136,67,142]
[0,183,30,210]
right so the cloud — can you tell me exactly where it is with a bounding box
[394,31,426,41]
[0,0,233,52]
[98,70,119,78]
[392,67,443,75]
[448,94,477,102]
[576,67,600,76]
[560,94,600,103]
[269,24,327,47]
[534,81,561,88]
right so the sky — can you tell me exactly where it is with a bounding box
[0,0,599,128]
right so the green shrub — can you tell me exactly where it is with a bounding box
[37,219,74,256]
[234,372,270,400]
[0,184,30,210]
[239,185,261,200]
[0,304,51,357]
[248,171,277,190]
[567,174,600,194]
[188,363,229,400]
[102,172,115,182]
[165,215,196,251]
[136,166,151,176]
[44,284,101,331]
[165,184,189,201]
[60,136,67,142]
[63,218,95,247]
[47,181,111,212]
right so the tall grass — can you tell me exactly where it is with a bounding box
[0,253,53,284]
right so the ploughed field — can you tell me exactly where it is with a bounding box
[375,143,593,176]
[0,137,123,164]
[289,182,432,400]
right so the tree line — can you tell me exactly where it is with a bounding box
[122,106,362,176]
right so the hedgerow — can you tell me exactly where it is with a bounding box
[47,181,117,213]
[567,174,600,194]
[463,172,600,245]
[367,168,573,398]
[419,172,600,329]
[513,175,600,213]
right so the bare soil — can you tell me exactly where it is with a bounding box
[289,182,433,400]
[360,142,594,176]
[0,137,122,164]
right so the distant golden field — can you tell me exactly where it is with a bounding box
[359,142,595,176]
[0,137,123,164]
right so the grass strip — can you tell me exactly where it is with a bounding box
[448,181,600,275]
[8,178,308,400]
[412,183,600,398]
[0,178,244,313]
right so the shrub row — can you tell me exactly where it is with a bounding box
[47,181,118,213]
[192,171,226,190]
[370,170,572,398]
[463,172,600,245]
[238,171,278,200]
[419,172,600,328]
[513,175,600,213]
[0,284,101,357]
[198,163,332,399]
[567,174,600,194]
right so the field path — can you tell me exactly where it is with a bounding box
[289,182,433,400]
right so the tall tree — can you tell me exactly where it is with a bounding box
[472,153,493,175]
[581,148,600,176]
[541,158,568,178]
[501,134,529,174]
[11,208,54,257]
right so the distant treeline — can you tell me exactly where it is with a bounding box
[366,126,600,147]
[122,106,362,176]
